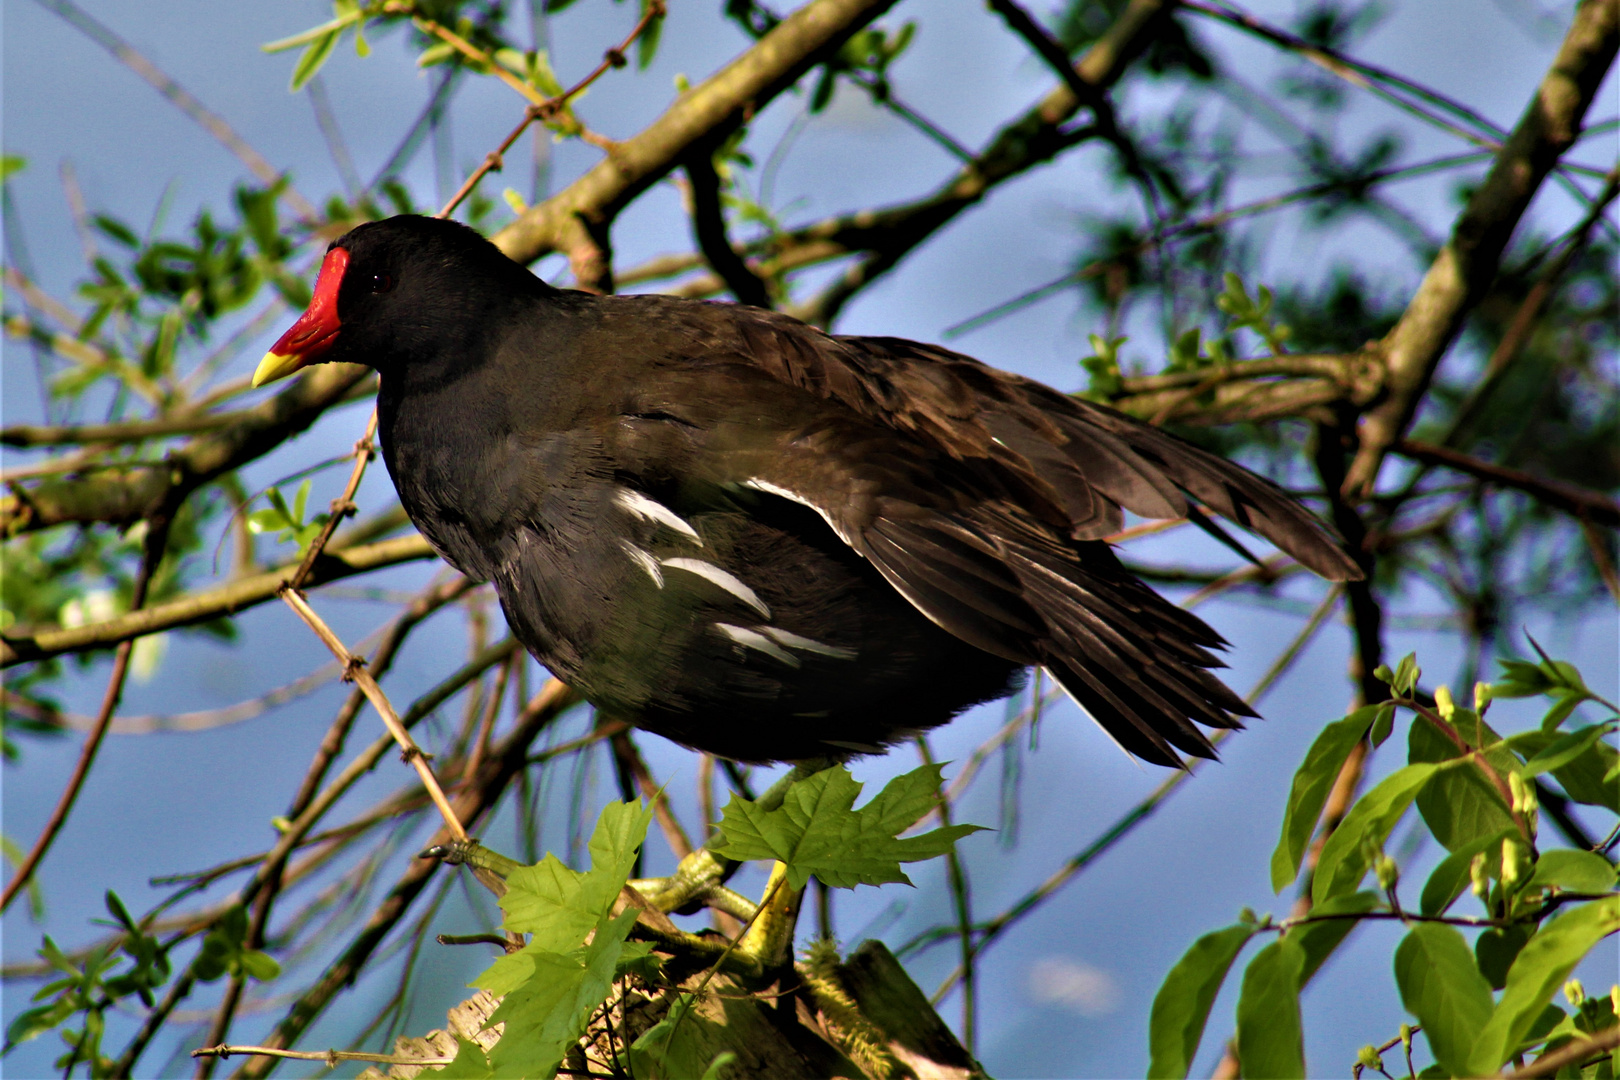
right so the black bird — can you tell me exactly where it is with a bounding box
[256,215,1361,766]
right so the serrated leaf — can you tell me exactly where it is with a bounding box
[1467,896,1620,1075]
[481,908,639,1078]
[1523,850,1617,894]
[1271,706,1378,893]
[1235,938,1307,1079]
[1394,923,1493,1077]
[1420,829,1516,916]
[1314,763,1442,905]
[1146,924,1256,1078]
[711,764,983,891]
[499,799,652,952]
[435,1035,494,1078]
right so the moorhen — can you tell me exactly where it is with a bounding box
[255,215,1361,765]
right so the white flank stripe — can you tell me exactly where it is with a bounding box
[764,627,856,660]
[715,623,800,667]
[616,489,702,544]
[619,541,664,587]
[742,478,857,546]
[662,558,771,618]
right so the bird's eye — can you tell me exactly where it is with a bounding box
[369,273,395,294]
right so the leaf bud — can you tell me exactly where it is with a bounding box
[1501,838,1529,889]
[1474,681,1493,714]
[1564,978,1586,1007]
[1357,1045,1384,1071]
[1435,684,1456,721]
[1508,771,1529,814]
[1399,1023,1413,1050]
[1469,852,1490,898]
[1374,854,1399,892]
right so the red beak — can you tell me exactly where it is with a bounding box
[254,247,350,386]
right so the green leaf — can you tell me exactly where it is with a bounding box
[1467,896,1620,1075]
[636,0,665,69]
[499,799,653,951]
[1510,729,1619,813]
[482,907,639,1079]
[1394,923,1494,1077]
[434,1035,494,1079]
[1292,890,1380,982]
[1314,763,1442,905]
[237,950,280,982]
[1390,652,1420,695]
[1409,714,1517,851]
[1523,850,1617,894]
[628,995,734,1080]
[711,764,983,891]
[0,155,25,183]
[1235,938,1307,1080]
[1420,829,1516,916]
[1475,922,1533,991]
[1519,723,1617,779]
[290,30,340,92]
[1147,924,1257,1078]
[1271,706,1378,893]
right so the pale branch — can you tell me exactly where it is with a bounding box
[1343,0,1619,496]
[492,0,903,269]
[0,376,376,448]
[1394,438,1620,528]
[0,533,435,667]
[232,682,579,1079]
[36,0,319,223]
[1508,1027,1620,1078]
[1,363,373,535]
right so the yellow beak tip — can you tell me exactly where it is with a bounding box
[253,351,303,388]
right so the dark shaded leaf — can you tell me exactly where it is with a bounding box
[1420,829,1516,916]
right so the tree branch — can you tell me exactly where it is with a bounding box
[684,144,773,308]
[1343,0,1619,496]
[1,364,372,535]
[1,533,435,667]
[492,0,903,268]
[1394,438,1620,528]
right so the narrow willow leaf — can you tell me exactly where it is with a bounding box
[1420,829,1516,916]
[1235,938,1307,1080]
[1314,763,1441,905]
[1394,923,1493,1077]
[290,30,340,92]
[1466,896,1620,1075]
[1146,924,1256,1078]
[1270,706,1378,893]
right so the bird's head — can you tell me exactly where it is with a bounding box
[253,214,547,387]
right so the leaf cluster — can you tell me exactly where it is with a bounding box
[1150,648,1619,1078]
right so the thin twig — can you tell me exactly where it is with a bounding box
[1,518,169,913]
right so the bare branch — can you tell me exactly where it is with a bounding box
[493,0,904,268]
[1394,438,1620,528]
[1344,0,1619,496]
[1,533,435,667]
[684,145,773,308]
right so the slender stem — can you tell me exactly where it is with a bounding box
[1,518,169,913]
[917,736,975,1053]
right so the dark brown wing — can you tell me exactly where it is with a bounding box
[599,297,1359,765]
